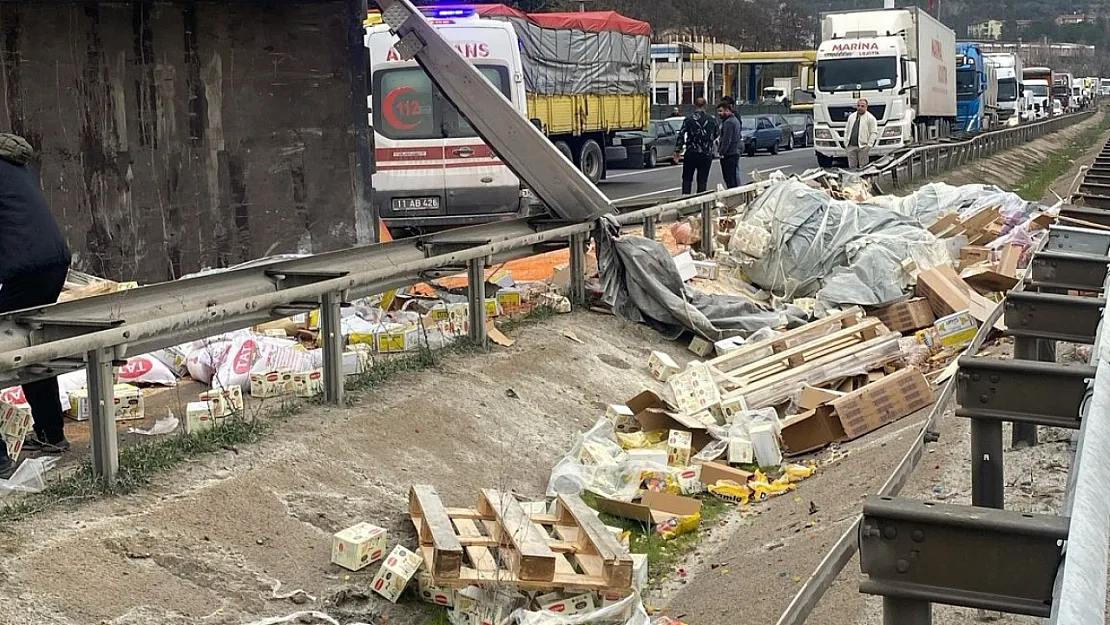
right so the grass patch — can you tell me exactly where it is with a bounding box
[0,306,563,526]
[1014,112,1110,201]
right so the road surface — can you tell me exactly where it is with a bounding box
[601,146,817,204]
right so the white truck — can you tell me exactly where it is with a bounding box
[984,52,1024,126]
[763,77,800,103]
[812,7,957,168]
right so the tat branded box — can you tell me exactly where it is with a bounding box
[292,369,324,398]
[371,544,424,603]
[184,401,218,434]
[331,522,388,572]
[250,370,294,399]
[199,385,244,417]
[67,384,145,422]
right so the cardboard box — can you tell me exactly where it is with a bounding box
[718,396,748,421]
[871,298,936,333]
[375,327,423,354]
[67,384,144,421]
[667,429,692,467]
[292,369,324,398]
[605,404,635,429]
[371,544,424,602]
[647,351,681,382]
[595,491,702,525]
[934,311,977,350]
[750,422,782,466]
[688,336,715,358]
[537,591,596,616]
[538,292,571,313]
[250,370,294,398]
[342,344,373,376]
[727,437,753,464]
[693,260,720,280]
[496,289,522,309]
[698,461,753,487]
[959,245,991,267]
[0,396,32,462]
[673,251,697,282]
[184,401,218,434]
[636,405,713,452]
[332,522,388,572]
[199,385,244,417]
[915,265,971,317]
[417,571,455,608]
[962,266,1019,293]
[780,408,847,456]
[667,362,722,417]
[998,243,1021,277]
[832,368,934,439]
[714,336,746,356]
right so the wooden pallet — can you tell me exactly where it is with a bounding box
[707,307,868,375]
[715,317,887,391]
[409,485,633,591]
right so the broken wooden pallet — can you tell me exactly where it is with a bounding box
[715,317,888,391]
[707,306,868,375]
[409,485,633,591]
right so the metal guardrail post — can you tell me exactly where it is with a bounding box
[320,290,344,405]
[883,597,932,625]
[568,232,587,306]
[87,347,118,480]
[1011,336,1052,448]
[467,257,487,345]
[971,416,1005,509]
[643,215,656,239]
[701,202,714,257]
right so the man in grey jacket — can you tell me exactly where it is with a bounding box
[716,102,742,188]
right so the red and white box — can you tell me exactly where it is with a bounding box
[331,522,388,572]
[371,544,424,602]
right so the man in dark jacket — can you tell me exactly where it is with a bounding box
[673,97,719,195]
[716,102,743,188]
[0,133,72,479]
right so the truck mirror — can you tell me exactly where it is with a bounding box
[904,61,918,89]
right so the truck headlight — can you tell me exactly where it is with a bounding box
[882,126,901,138]
[815,128,833,139]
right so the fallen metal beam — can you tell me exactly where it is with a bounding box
[956,356,1095,429]
[1004,291,1105,344]
[1061,206,1110,228]
[375,0,613,223]
[859,496,1068,618]
[1048,225,1110,256]
[1030,251,1110,292]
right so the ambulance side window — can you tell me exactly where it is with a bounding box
[372,69,438,140]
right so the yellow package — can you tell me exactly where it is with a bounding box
[642,470,681,494]
[783,464,816,482]
[707,479,752,505]
[655,512,701,540]
[617,430,667,450]
[750,470,797,502]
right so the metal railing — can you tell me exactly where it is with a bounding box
[867,110,1097,189]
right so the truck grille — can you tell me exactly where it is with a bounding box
[828,104,886,122]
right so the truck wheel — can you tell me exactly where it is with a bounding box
[554,141,573,163]
[577,139,604,184]
[817,152,833,168]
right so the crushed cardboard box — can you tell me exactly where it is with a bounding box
[595,491,702,524]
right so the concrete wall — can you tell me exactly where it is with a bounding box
[0,1,373,283]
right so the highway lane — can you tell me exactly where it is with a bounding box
[601,146,818,204]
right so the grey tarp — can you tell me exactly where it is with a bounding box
[741,180,949,310]
[594,216,808,342]
[485,16,649,95]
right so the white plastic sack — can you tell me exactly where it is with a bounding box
[149,345,189,377]
[211,335,268,390]
[56,370,88,412]
[0,457,58,497]
[511,592,650,625]
[186,335,238,384]
[117,354,178,386]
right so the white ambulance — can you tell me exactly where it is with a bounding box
[365,6,541,230]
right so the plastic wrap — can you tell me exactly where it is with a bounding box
[512,591,650,625]
[547,418,665,502]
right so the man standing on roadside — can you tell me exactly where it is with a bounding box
[0,134,72,479]
[845,98,878,171]
[674,97,719,195]
[716,101,743,188]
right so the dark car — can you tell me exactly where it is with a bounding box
[783,114,814,147]
[616,120,679,168]
[740,116,783,156]
[766,114,797,150]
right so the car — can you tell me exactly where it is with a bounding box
[740,115,783,155]
[766,114,797,150]
[665,115,721,161]
[782,113,814,147]
[616,119,680,168]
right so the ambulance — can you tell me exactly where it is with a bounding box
[365,6,542,229]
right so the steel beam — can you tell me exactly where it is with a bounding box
[1060,206,1110,228]
[859,496,1068,618]
[882,598,931,625]
[568,232,587,306]
[320,290,345,406]
[376,0,613,223]
[1047,225,1110,256]
[1004,291,1105,344]
[87,347,119,480]
[956,356,1094,429]
[971,418,1005,508]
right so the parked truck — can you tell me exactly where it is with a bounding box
[984,51,1024,126]
[364,5,651,228]
[1053,71,1075,111]
[1023,66,1053,117]
[812,6,957,168]
[955,42,999,132]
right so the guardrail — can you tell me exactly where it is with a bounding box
[778,138,1110,625]
[866,110,1097,190]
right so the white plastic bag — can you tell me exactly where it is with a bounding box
[511,591,650,625]
[117,354,178,386]
[0,457,58,497]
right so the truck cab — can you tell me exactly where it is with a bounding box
[955,42,997,132]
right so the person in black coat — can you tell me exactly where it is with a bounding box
[0,134,72,479]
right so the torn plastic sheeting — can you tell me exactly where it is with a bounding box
[740,180,949,310]
[236,612,370,625]
[594,215,809,342]
[547,418,666,502]
[511,591,650,625]
[866,182,1040,228]
[0,457,58,497]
